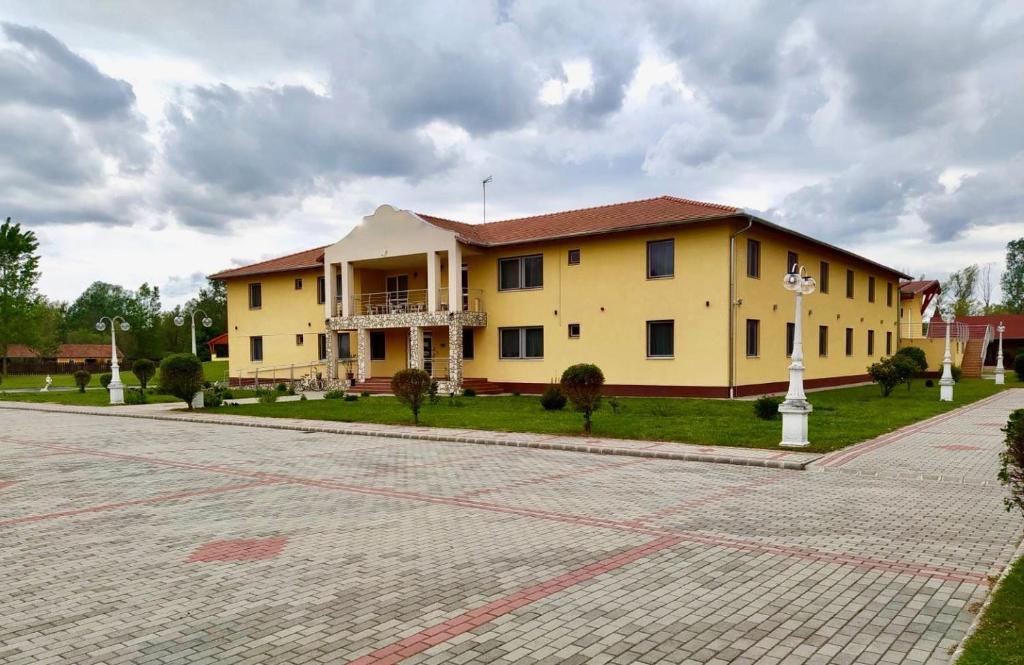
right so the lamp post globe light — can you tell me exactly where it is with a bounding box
[95,316,130,405]
[939,311,955,402]
[779,264,817,448]
[995,321,1006,385]
[174,309,212,408]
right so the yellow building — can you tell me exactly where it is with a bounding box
[209,196,911,396]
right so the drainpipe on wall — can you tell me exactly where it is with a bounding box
[728,216,755,399]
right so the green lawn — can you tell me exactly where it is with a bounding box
[0,359,230,392]
[205,378,1012,452]
[0,390,178,406]
[958,553,1024,665]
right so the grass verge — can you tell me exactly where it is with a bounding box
[205,378,1010,452]
[0,360,229,392]
[958,552,1024,665]
[0,390,178,406]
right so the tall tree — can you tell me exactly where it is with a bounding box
[980,262,995,313]
[943,265,979,317]
[0,218,42,376]
[1001,239,1024,313]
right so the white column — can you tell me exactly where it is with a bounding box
[108,327,125,405]
[427,250,440,312]
[448,243,462,312]
[340,261,354,317]
[779,289,812,447]
[995,324,1005,385]
[940,318,954,401]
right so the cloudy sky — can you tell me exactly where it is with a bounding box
[2,0,1022,306]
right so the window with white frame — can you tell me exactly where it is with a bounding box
[498,255,543,290]
[499,326,544,359]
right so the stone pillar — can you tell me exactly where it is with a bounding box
[409,326,424,370]
[325,329,336,381]
[448,243,462,312]
[427,250,441,312]
[356,328,369,382]
[447,320,463,393]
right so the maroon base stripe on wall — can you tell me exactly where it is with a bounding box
[500,374,871,398]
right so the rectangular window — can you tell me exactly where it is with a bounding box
[786,251,799,273]
[370,331,386,361]
[318,333,328,361]
[568,323,581,338]
[498,255,543,290]
[499,326,544,359]
[868,276,876,303]
[317,276,326,304]
[248,282,262,309]
[337,333,351,359]
[820,261,830,294]
[295,334,304,346]
[567,249,581,265]
[845,328,854,356]
[867,330,875,356]
[786,322,795,357]
[746,239,761,278]
[294,278,303,290]
[818,325,828,357]
[745,319,760,357]
[886,331,893,355]
[886,282,893,307]
[462,329,474,359]
[647,320,674,358]
[249,336,263,362]
[646,239,674,279]
[846,269,854,298]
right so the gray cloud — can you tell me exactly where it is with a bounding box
[919,160,1024,240]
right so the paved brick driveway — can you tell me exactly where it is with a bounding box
[2,391,1023,665]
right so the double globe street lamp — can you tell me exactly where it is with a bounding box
[174,308,213,408]
[95,316,130,405]
[780,264,817,448]
[995,321,1006,385]
[939,311,955,402]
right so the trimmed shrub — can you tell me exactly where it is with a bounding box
[159,354,204,409]
[124,388,147,405]
[275,382,288,393]
[894,346,928,389]
[99,373,112,389]
[429,380,440,405]
[753,396,782,420]
[299,394,308,401]
[560,363,605,433]
[203,388,224,407]
[133,358,156,390]
[1000,409,1024,516]
[867,356,914,396]
[73,370,91,393]
[324,389,346,399]
[951,365,963,383]
[1015,353,1024,382]
[462,387,477,397]
[540,382,567,411]
[391,368,431,424]
[925,379,935,388]
[257,390,278,404]
[360,391,371,398]
[343,394,359,402]
[608,396,622,415]
[222,389,234,399]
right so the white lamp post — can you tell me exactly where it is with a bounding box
[95,316,130,405]
[995,321,1006,385]
[939,311,955,401]
[174,309,213,408]
[780,264,817,448]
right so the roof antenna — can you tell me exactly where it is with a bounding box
[482,175,493,223]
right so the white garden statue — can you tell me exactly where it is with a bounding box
[41,375,52,392]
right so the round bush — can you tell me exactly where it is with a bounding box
[73,370,91,393]
[894,346,928,372]
[1014,353,1024,382]
[391,368,432,424]
[324,389,346,399]
[99,373,112,389]
[951,365,963,383]
[540,383,567,411]
[560,364,605,433]
[753,396,781,420]
[462,387,477,397]
[159,353,204,409]
[133,358,156,390]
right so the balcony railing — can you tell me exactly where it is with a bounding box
[337,289,484,316]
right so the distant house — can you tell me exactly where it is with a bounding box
[206,332,229,360]
[4,343,123,364]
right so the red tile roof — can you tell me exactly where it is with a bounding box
[206,332,229,352]
[5,344,39,358]
[947,315,1024,339]
[209,195,910,280]
[900,279,940,298]
[208,246,327,280]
